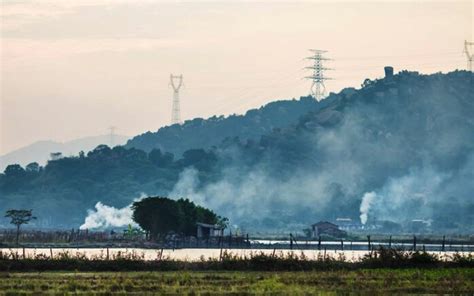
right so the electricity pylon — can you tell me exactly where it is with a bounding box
[109,126,116,147]
[463,40,474,71]
[305,49,333,101]
[169,74,183,125]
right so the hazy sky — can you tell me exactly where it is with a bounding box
[1,0,472,155]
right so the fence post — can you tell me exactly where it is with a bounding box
[367,235,371,251]
[290,233,293,250]
[340,239,344,251]
[413,236,417,251]
[106,248,109,260]
[50,248,53,259]
[22,247,25,259]
[389,235,392,249]
[442,235,446,252]
[318,235,321,250]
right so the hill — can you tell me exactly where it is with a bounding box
[0,70,472,233]
[125,97,322,156]
[0,135,129,172]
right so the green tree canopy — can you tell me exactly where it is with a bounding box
[5,209,36,246]
[132,196,226,240]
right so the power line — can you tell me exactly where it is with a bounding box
[463,40,474,71]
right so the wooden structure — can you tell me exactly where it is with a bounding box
[196,223,224,238]
[311,221,346,238]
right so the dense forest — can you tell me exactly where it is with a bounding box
[125,96,322,155]
[1,70,473,233]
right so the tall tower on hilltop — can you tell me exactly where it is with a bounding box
[169,74,183,125]
[108,126,116,147]
[305,49,333,101]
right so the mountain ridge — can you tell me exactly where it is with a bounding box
[0,134,129,172]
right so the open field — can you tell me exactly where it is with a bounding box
[0,269,473,295]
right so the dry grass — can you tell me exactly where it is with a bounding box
[0,269,472,295]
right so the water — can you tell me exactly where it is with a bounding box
[252,240,474,252]
[1,248,471,262]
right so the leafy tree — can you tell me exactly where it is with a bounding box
[4,164,25,177]
[175,198,199,236]
[175,199,222,236]
[181,149,217,170]
[5,209,36,246]
[132,197,183,240]
[25,162,40,172]
[132,196,226,240]
[149,149,174,167]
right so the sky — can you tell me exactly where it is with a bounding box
[0,0,472,155]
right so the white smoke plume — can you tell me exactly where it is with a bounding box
[79,194,146,230]
[169,166,351,229]
[359,191,376,225]
[365,167,448,223]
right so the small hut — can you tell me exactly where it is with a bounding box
[311,221,346,238]
[196,222,224,238]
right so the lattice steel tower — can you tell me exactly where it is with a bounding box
[463,40,474,71]
[169,74,183,124]
[305,49,333,101]
[109,126,116,147]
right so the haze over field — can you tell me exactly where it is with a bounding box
[1,0,472,155]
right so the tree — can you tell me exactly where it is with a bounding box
[4,164,25,177]
[132,196,226,240]
[132,197,183,240]
[148,149,174,167]
[5,209,36,246]
[25,162,40,172]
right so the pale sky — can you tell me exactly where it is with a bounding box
[1,0,472,155]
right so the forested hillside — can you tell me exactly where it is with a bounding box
[1,70,472,232]
[125,97,322,156]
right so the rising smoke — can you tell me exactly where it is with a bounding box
[359,192,376,225]
[80,194,145,230]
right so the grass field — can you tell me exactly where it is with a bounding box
[0,269,473,295]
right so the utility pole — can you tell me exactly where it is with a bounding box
[109,126,116,147]
[169,74,184,125]
[305,49,333,101]
[463,40,474,71]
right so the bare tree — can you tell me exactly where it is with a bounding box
[5,209,36,246]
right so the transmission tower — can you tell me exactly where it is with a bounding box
[108,126,116,147]
[304,49,333,101]
[169,74,183,125]
[463,40,474,71]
